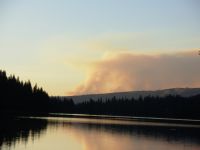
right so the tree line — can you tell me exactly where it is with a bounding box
[0,69,200,119]
[75,95,200,119]
[0,70,49,113]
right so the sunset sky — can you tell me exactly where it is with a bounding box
[0,0,200,96]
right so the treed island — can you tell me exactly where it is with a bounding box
[0,69,200,119]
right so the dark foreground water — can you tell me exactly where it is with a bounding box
[1,116,200,150]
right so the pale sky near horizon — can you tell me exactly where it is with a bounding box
[0,0,200,95]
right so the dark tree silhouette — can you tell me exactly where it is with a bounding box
[0,69,200,119]
[0,70,49,113]
[75,94,200,119]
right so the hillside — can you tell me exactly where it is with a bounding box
[66,88,200,104]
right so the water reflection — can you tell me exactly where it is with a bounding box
[47,118,200,150]
[0,118,47,150]
[1,116,200,150]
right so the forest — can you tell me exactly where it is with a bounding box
[0,70,200,119]
[0,70,49,113]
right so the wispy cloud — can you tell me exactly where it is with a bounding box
[68,50,200,95]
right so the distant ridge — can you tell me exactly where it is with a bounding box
[64,88,200,104]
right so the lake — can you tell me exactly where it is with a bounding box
[1,115,200,150]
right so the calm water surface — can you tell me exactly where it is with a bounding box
[1,116,200,150]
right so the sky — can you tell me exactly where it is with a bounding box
[0,0,200,96]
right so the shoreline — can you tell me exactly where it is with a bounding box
[22,113,200,127]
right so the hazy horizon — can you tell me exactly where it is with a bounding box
[1,0,200,96]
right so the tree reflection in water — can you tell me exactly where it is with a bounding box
[47,118,200,145]
[0,117,47,149]
[0,117,200,150]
